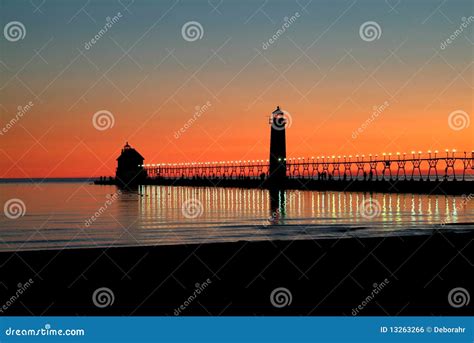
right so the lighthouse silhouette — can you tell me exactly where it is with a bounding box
[268,106,288,185]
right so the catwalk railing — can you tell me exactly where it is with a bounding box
[142,151,474,182]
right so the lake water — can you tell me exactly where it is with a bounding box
[0,181,473,252]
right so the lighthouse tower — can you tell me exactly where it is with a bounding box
[268,106,287,185]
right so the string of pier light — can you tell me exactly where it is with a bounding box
[140,149,473,168]
[140,159,270,168]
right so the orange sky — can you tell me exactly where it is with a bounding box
[1,1,472,178]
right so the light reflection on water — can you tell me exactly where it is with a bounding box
[0,182,472,251]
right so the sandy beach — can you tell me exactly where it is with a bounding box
[1,229,472,316]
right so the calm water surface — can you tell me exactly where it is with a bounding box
[0,181,473,251]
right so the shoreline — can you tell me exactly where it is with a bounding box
[1,230,472,316]
[0,224,472,254]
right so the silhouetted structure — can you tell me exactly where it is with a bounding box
[94,107,474,195]
[115,142,147,187]
[268,106,287,185]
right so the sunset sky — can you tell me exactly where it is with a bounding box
[1,0,472,178]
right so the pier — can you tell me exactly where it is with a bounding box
[94,106,474,195]
[141,151,473,182]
